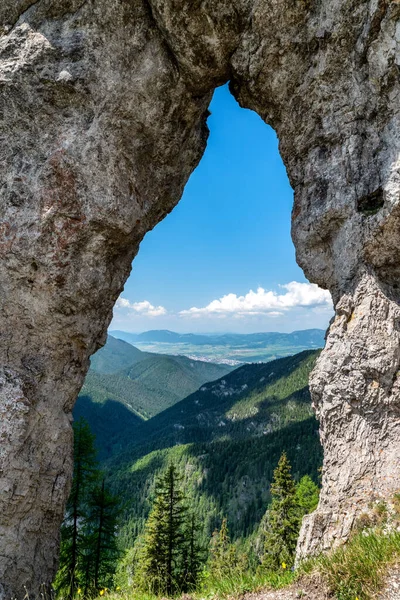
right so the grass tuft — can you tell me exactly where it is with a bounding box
[299,528,400,600]
[199,568,295,599]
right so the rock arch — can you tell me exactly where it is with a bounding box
[0,0,399,596]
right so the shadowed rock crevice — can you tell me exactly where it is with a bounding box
[357,187,385,216]
[0,0,399,597]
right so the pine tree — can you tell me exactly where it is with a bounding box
[181,511,203,591]
[81,478,120,594]
[137,464,188,595]
[262,452,300,570]
[208,518,238,578]
[80,538,95,600]
[55,418,99,599]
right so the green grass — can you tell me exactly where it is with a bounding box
[198,568,295,599]
[93,526,400,600]
[300,527,400,600]
[95,592,158,600]
[94,568,295,600]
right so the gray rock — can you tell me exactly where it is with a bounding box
[0,0,399,596]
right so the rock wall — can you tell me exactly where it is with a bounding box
[0,0,399,596]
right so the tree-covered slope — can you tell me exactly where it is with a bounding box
[90,335,149,374]
[74,335,233,456]
[121,353,233,405]
[104,350,322,549]
[112,350,318,451]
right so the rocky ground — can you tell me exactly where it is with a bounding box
[243,575,330,600]
[378,566,400,600]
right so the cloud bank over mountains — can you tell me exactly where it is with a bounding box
[179,282,332,318]
[113,282,333,331]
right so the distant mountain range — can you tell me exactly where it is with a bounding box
[110,329,326,348]
[109,328,326,364]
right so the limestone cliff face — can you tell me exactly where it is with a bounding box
[0,0,399,597]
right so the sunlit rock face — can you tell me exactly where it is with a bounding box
[0,0,399,596]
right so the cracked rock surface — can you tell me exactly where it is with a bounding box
[0,0,399,597]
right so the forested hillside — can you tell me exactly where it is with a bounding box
[90,335,149,374]
[99,350,322,550]
[75,336,233,457]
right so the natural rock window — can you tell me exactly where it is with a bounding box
[0,0,399,598]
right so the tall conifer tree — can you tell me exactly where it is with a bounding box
[81,478,120,593]
[208,518,238,578]
[138,463,188,595]
[262,452,300,570]
[55,418,99,599]
[182,511,203,590]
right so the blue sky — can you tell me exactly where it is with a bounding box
[111,85,333,333]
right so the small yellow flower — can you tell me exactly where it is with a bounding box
[282,562,287,569]
[116,587,121,591]
[99,590,105,596]
[77,590,82,596]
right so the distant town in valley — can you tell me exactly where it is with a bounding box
[109,328,326,365]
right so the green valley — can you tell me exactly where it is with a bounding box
[75,336,233,457]
[110,329,326,364]
[74,347,322,552]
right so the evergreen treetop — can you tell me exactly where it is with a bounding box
[262,452,300,570]
[54,419,120,599]
[136,463,188,595]
[55,418,100,599]
[295,475,320,516]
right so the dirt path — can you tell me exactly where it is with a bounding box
[243,575,330,600]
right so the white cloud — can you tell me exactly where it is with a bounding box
[113,282,332,327]
[179,282,332,319]
[115,297,167,317]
